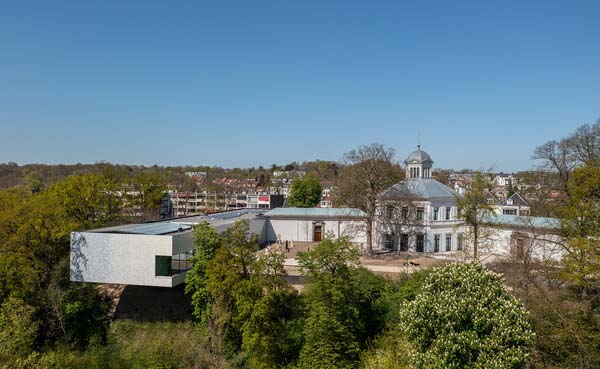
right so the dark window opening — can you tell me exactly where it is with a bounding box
[383,233,393,249]
[400,234,409,251]
[416,235,424,252]
[155,250,194,277]
[417,207,424,222]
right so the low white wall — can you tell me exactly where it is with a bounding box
[483,227,564,261]
[267,218,366,244]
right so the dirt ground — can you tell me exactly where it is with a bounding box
[262,241,449,279]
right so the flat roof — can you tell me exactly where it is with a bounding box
[265,207,366,218]
[484,214,560,230]
[87,208,268,235]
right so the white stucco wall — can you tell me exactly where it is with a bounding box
[70,231,193,287]
[267,218,367,244]
[482,227,564,261]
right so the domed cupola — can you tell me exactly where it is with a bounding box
[405,145,433,179]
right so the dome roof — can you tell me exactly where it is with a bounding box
[379,178,459,201]
[405,146,433,165]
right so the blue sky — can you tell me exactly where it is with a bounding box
[1,0,599,171]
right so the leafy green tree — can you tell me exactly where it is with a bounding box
[204,220,305,367]
[46,258,109,348]
[399,263,534,369]
[185,221,221,321]
[0,175,118,350]
[359,330,412,369]
[558,162,600,299]
[456,172,495,260]
[288,174,322,208]
[130,172,167,218]
[49,174,122,229]
[205,221,262,355]
[24,176,44,193]
[0,296,38,364]
[296,236,388,369]
[241,286,303,369]
[0,188,38,303]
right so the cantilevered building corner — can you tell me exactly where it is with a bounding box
[70,209,268,288]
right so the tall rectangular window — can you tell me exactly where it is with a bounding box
[433,207,439,221]
[402,207,408,221]
[457,233,463,251]
[434,234,440,252]
[383,233,393,249]
[446,207,452,220]
[445,234,452,251]
[416,235,424,252]
[417,207,424,222]
[386,205,394,219]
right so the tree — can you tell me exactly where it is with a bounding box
[533,138,575,195]
[558,162,600,300]
[202,220,304,366]
[205,221,262,355]
[287,174,322,208]
[456,172,495,261]
[337,143,402,256]
[241,284,303,369]
[0,175,119,351]
[533,117,600,198]
[49,174,123,229]
[515,170,563,217]
[0,296,38,364]
[129,172,167,219]
[296,236,388,369]
[46,257,109,348]
[185,221,222,321]
[399,263,534,369]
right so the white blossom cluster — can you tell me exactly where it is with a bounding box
[399,263,534,369]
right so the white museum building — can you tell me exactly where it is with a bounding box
[70,146,563,288]
[375,146,465,253]
[374,147,562,260]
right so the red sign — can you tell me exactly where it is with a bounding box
[258,196,270,202]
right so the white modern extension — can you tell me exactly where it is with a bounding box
[70,209,269,287]
[70,207,367,287]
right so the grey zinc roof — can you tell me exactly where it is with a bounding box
[405,148,433,165]
[109,223,193,235]
[379,178,460,201]
[265,207,366,218]
[89,208,266,235]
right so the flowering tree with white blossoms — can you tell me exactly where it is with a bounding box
[399,263,534,369]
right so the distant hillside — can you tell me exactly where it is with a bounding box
[0,160,341,190]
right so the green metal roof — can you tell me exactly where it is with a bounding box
[265,207,366,218]
[484,214,560,230]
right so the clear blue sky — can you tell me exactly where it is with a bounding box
[1,0,599,171]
